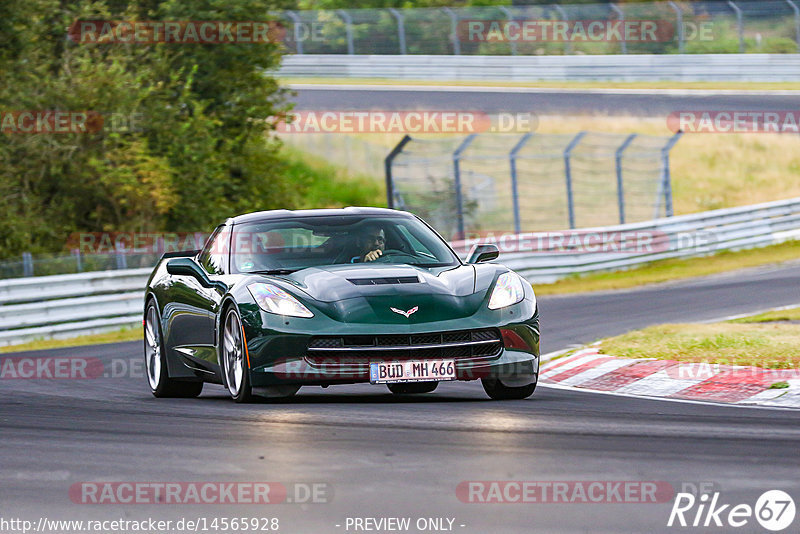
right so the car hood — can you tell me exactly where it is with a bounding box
[282,264,476,301]
[261,264,495,323]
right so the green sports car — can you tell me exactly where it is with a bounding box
[143,207,539,402]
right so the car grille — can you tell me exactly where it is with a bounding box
[306,328,502,362]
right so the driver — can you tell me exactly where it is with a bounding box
[351,224,386,262]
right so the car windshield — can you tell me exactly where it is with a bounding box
[229,215,460,274]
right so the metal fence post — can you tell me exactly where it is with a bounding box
[22,252,33,277]
[610,4,627,54]
[285,11,303,55]
[72,249,83,273]
[115,248,128,270]
[388,8,407,54]
[384,135,412,209]
[615,134,637,225]
[509,133,533,234]
[727,1,745,53]
[336,9,355,54]
[563,131,586,230]
[787,0,800,53]
[498,7,518,56]
[658,131,683,218]
[453,134,478,238]
[442,7,461,55]
[668,1,686,53]
[552,5,572,55]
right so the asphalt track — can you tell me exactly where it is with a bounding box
[2,262,800,533]
[289,84,800,117]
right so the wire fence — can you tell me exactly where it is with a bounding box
[0,251,164,280]
[280,134,388,178]
[0,131,681,278]
[274,1,800,56]
[386,132,682,240]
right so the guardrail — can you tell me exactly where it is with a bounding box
[0,268,150,347]
[279,54,800,82]
[2,196,800,346]
[275,2,800,56]
[451,197,800,282]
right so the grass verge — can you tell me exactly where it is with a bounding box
[532,239,800,296]
[0,327,142,354]
[728,306,800,323]
[281,145,385,208]
[599,323,800,369]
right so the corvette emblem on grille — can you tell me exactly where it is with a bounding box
[390,306,418,318]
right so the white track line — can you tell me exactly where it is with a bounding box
[287,83,800,97]
[538,381,800,411]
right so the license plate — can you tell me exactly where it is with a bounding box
[370,359,456,384]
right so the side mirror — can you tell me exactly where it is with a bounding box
[166,258,217,289]
[467,244,500,264]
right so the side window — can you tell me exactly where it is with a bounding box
[397,225,431,255]
[198,226,229,275]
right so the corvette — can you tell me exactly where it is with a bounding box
[143,207,539,402]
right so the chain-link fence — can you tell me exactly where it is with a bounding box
[274,1,800,56]
[386,132,682,240]
[2,131,681,278]
[0,251,163,279]
[279,133,387,178]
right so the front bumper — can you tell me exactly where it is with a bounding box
[241,300,539,388]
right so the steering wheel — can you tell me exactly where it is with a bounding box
[368,249,418,263]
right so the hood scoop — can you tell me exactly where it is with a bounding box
[347,276,420,286]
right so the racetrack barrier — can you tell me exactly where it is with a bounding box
[2,196,800,346]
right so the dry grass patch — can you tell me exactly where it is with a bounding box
[0,328,142,354]
[729,306,800,324]
[532,239,800,295]
[535,116,800,215]
[599,322,800,369]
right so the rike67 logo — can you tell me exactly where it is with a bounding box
[668,490,796,531]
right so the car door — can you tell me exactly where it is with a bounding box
[164,225,228,375]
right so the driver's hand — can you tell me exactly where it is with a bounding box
[364,249,382,262]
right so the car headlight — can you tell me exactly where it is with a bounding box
[248,283,314,318]
[488,272,525,310]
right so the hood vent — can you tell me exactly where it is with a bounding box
[347,276,420,286]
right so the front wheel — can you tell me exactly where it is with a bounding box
[481,377,536,400]
[144,300,203,398]
[388,382,438,395]
[221,307,255,403]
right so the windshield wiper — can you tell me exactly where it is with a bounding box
[249,269,299,275]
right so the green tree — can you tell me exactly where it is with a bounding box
[0,0,292,258]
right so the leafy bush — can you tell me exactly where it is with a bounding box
[0,0,294,259]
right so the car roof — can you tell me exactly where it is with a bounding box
[229,207,414,225]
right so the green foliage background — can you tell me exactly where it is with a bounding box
[0,0,304,259]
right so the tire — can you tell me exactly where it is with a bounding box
[220,307,255,403]
[481,377,536,400]
[388,382,438,395]
[144,300,203,398]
